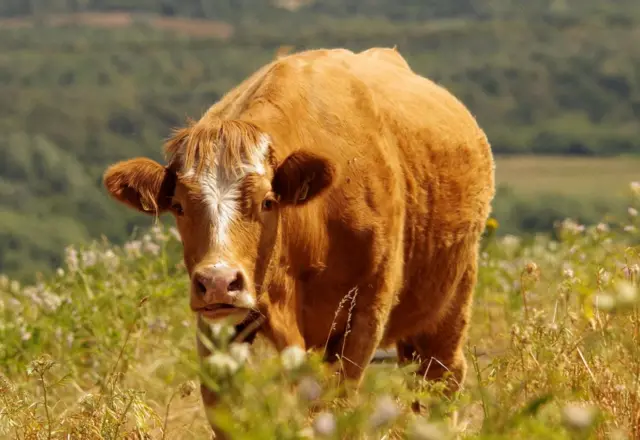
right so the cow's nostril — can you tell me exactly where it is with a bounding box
[194,278,207,296]
[227,271,244,292]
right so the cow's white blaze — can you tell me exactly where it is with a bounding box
[182,133,270,248]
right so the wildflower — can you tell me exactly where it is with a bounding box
[205,352,240,376]
[151,224,168,242]
[148,318,168,333]
[56,268,65,277]
[101,249,120,271]
[525,261,538,274]
[169,227,182,242]
[599,270,611,285]
[9,280,20,294]
[563,267,574,279]
[20,329,31,342]
[369,395,400,429]
[143,241,161,256]
[298,376,322,401]
[124,240,142,258]
[631,181,640,195]
[596,223,609,234]
[485,217,499,232]
[312,412,336,437]
[624,225,637,233]
[65,246,79,272]
[562,403,596,430]
[408,419,446,440]
[281,345,306,370]
[615,280,637,306]
[81,250,97,268]
[629,207,638,217]
[593,293,615,312]
[178,380,197,398]
[229,342,251,365]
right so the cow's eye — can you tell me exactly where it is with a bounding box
[171,203,184,216]
[261,196,277,212]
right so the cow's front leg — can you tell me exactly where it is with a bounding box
[196,314,261,439]
[326,282,396,389]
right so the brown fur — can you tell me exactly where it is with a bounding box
[103,47,495,435]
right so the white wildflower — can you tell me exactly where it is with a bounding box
[298,376,322,401]
[101,249,120,270]
[151,224,168,242]
[501,234,521,256]
[599,270,611,285]
[169,227,181,242]
[369,395,400,429]
[596,223,609,234]
[56,268,65,277]
[624,225,637,233]
[124,240,142,258]
[9,280,20,294]
[65,246,79,272]
[148,318,168,333]
[229,342,251,366]
[281,345,306,370]
[21,329,32,341]
[562,403,596,430]
[143,241,161,256]
[81,250,97,268]
[205,352,240,376]
[408,419,446,440]
[594,293,615,312]
[312,412,336,437]
[631,181,640,196]
[629,207,638,217]
[563,267,574,279]
[616,280,637,306]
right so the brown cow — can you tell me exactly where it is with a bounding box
[103,47,495,436]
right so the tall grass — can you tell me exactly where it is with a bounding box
[1,183,639,439]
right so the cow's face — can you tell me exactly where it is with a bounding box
[103,120,337,324]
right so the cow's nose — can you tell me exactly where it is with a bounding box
[193,266,245,298]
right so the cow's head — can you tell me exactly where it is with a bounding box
[103,119,337,324]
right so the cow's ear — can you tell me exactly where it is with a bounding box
[103,158,176,215]
[272,150,338,206]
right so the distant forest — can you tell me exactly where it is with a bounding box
[1,0,639,280]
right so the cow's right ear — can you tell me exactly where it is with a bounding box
[103,158,176,216]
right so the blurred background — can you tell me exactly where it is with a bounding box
[0,0,638,282]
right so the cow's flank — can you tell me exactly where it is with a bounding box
[103,46,495,437]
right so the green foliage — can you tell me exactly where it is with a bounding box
[1,206,639,438]
[1,0,640,280]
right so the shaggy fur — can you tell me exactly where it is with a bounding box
[103,46,495,437]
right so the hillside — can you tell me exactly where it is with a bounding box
[1,0,640,279]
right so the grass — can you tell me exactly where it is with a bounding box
[495,156,640,199]
[0,183,639,439]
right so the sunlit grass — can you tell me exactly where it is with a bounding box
[1,183,639,439]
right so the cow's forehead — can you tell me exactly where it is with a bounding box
[172,130,271,248]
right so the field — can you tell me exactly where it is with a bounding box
[1,183,639,439]
[495,156,640,200]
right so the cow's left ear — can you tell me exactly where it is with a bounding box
[272,150,338,206]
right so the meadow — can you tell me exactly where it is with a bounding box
[1,182,639,439]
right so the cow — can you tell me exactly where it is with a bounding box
[103,46,495,437]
